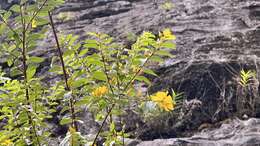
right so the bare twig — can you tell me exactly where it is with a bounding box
[48,11,78,132]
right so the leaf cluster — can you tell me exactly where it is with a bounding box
[0,0,178,145]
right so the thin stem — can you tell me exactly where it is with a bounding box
[48,11,78,131]
[115,47,123,90]
[20,5,41,146]
[100,49,114,94]
[92,39,119,146]
[92,103,115,146]
[123,51,156,91]
[100,51,114,124]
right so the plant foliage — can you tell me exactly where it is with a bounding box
[0,1,178,145]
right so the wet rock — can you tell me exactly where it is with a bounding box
[0,0,19,10]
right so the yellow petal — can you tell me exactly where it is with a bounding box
[151,95,161,102]
[166,102,174,111]
[164,95,173,103]
[32,19,37,28]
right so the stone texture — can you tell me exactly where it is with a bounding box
[134,118,260,146]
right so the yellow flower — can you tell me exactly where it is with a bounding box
[31,19,37,28]
[1,139,13,146]
[92,86,108,97]
[151,91,175,111]
[159,29,176,41]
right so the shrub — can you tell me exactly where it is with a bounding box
[0,0,177,145]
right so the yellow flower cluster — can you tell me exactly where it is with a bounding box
[159,29,176,41]
[151,91,175,111]
[1,139,13,146]
[92,86,108,97]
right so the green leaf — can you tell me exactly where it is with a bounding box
[93,71,107,81]
[7,57,14,67]
[0,10,6,14]
[110,122,116,132]
[3,11,11,21]
[10,5,20,13]
[150,56,163,62]
[87,32,99,37]
[27,65,37,80]
[161,42,176,49]
[13,33,21,44]
[60,117,72,125]
[10,67,22,77]
[135,76,151,85]
[79,49,89,57]
[84,43,98,49]
[71,78,88,88]
[49,65,62,73]
[143,68,158,77]
[87,59,102,66]
[156,50,174,57]
[63,49,74,58]
[60,106,70,114]
[29,56,45,63]
[75,96,91,107]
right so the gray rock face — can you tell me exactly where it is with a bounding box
[0,0,19,10]
[146,0,260,139]
[134,118,260,146]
